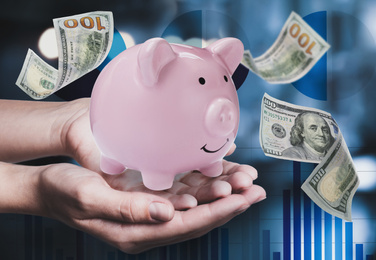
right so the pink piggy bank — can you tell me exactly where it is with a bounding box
[90,37,244,190]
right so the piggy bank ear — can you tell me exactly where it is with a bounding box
[137,38,177,86]
[207,38,244,75]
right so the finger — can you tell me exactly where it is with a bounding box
[187,169,256,202]
[177,170,212,187]
[167,193,197,210]
[106,172,198,210]
[194,180,232,203]
[86,186,175,223]
[179,184,266,232]
[131,190,198,210]
[137,184,267,248]
[134,191,198,211]
[177,161,258,189]
[176,162,258,202]
[76,185,266,254]
[171,173,233,203]
[222,160,258,180]
[176,180,233,204]
[240,184,267,205]
[220,170,254,193]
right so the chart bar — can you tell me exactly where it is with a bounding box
[346,222,353,260]
[356,244,363,260]
[200,234,209,260]
[325,213,332,260]
[283,190,291,260]
[56,249,64,260]
[211,228,219,260]
[335,217,343,260]
[314,204,322,260]
[263,230,271,260]
[117,249,126,260]
[139,252,146,260]
[169,243,178,260]
[24,215,33,260]
[189,238,199,260]
[180,242,188,260]
[304,194,312,260]
[45,228,53,260]
[108,251,116,260]
[293,161,301,260]
[76,230,84,260]
[34,216,43,260]
[221,228,229,260]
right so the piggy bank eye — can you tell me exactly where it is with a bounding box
[199,77,206,85]
[224,75,228,82]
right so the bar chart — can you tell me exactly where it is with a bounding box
[260,162,376,260]
[0,159,375,260]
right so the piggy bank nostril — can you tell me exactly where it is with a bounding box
[220,112,233,123]
[220,114,226,123]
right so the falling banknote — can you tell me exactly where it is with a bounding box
[242,11,330,84]
[16,11,113,99]
[301,133,359,221]
[260,93,340,163]
[260,93,359,221]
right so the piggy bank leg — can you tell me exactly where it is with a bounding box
[141,171,175,191]
[100,155,126,175]
[199,161,223,178]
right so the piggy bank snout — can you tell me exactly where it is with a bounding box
[205,98,238,137]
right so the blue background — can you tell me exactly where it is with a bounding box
[1,0,376,259]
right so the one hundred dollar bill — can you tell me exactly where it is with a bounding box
[242,11,330,84]
[301,133,359,221]
[260,93,339,163]
[16,11,113,99]
[260,93,359,220]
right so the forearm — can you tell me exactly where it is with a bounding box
[0,162,43,215]
[0,99,85,162]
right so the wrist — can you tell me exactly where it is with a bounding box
[55,98,91,158]
[0,99,88,162]
[0,162,45,215]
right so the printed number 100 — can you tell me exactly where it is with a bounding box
[63,16,106,31]
[289,23,316,55]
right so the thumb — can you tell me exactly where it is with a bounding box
[90,188,175,223]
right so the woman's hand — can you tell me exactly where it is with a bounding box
[36,162,265,254]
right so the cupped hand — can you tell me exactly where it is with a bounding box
[38,162,265,254]
[105,158,261,207]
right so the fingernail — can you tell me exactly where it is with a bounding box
[149,202,173,222]
[235,205,250,214]
[255,195,267,204]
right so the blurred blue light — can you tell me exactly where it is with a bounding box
[353,155,376,192]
